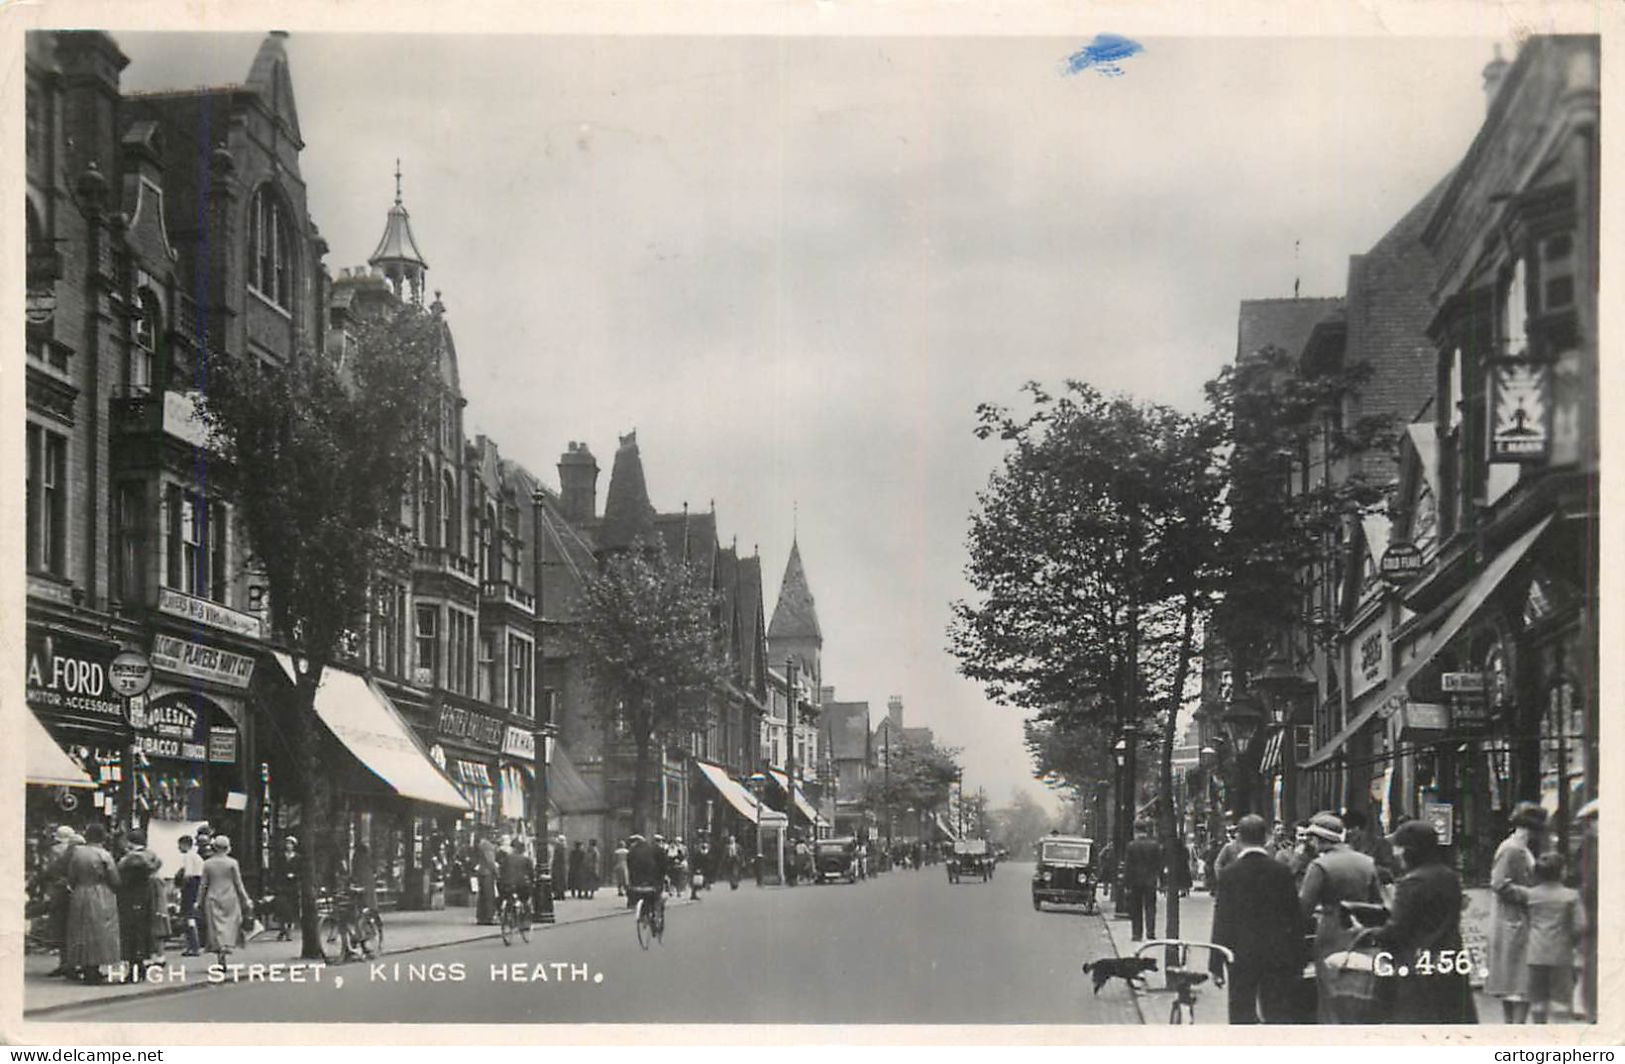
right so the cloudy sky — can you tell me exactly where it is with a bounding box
[119,30,1497,814]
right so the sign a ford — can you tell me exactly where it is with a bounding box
[25,629,125,723]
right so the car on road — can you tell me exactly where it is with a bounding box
[1031,834,1096,912]
[813,836,859,884]
[946,839,993,883]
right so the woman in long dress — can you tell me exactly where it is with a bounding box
[202,835,254,966]
[62,823,122,984]
[1487,802,1547,1023]
[116,828,164,982]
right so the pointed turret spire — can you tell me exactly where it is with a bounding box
[598,431,658,551]
[369,159,429,304]
[768,540,822,643]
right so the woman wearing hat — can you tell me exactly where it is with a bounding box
[1355,820,1477,1023]
[200,835,254,967]
[1298,811,1384,1022]
[62,823,122,984]
[115,829,164,983]
[1487,801,1547,1022]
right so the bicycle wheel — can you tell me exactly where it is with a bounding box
[517,905,531,944]
[1169,999,1184,1025]
[499,902,515,947]
[318,914,345,961]
[359,911,383,957]
[651,902,664,944]
[634,898,652,950]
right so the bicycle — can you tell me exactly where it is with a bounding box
[498,891,531,947]
[631,887,664,950]
[1132,939,1233,1024]
[317,887,384,962]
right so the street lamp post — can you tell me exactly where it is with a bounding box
[1253,651,1315,824]
[529,488,556,924]
[748,771,767,886]
[1221,694,1265,816]
[1112,735,1129,913]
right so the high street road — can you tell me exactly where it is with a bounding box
[39,863,1142,1026]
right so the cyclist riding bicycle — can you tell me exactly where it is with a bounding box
[625,834,667,922]
[497,837,535,919]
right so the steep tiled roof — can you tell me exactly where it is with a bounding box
[768,541,822,642]
[598,432,658,550]
[822,701,872,761]
[737,556,766,686]
[1236,297,1345,362]
[1343,176,1449,483]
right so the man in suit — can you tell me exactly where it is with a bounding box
[1209,814,1308,1024]
[1121,820,1163,941]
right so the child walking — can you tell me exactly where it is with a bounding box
[1516,852,1586,1024]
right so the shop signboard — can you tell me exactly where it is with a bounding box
[108,651,153,698]
[1423,800,1454,846]
[208,726,239,764]
[139,696,208,761]
[1380,542,1425,586]
[1450,693,1491,733]
[437,705,505,751]
[25,628,127,727]
[1441,672,1485,693]
[1350,614,1391,700]
[502,726,536,761]
[157,587,264,640]
[1488,357,1552,463]
[151,633,256,689]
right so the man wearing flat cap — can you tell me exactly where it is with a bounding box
[1298,811,1382,1022]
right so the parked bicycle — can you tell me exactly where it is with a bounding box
[1133,939,1234,1024]
[316,887,383,962]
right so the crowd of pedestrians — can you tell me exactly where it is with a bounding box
[1199,801,1596,1026]
[27,821,258,985]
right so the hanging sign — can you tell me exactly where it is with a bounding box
[108,651,154,698]
[1423,800,1455,846]
[1380,542,1425,585]
[1488,358,1552,463]
[1441,672,1485,693]
[502,726,536,761]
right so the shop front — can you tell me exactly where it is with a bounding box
[24,626,134,837]
[273,655,471,910]
[131,684,248,873]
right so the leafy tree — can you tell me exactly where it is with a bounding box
[569,546,730,835]
[1205,344,1396,680]
[986,788,1056,859]
[866,734,961,839]
[951,380,1225,945]
[194,306,445,959]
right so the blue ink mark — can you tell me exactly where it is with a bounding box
[1062,34,1144,77]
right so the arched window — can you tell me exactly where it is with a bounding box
[420,459,437,547]
[484,503,499,581]
[129,288,161,395]
[248,187,293,310]
[442,472,458,556]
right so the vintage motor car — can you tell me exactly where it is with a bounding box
[946,839,992,883]
[813,836,859,884]
[1031,834,1096,912]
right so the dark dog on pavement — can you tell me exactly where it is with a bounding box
[1081,956,1158,994]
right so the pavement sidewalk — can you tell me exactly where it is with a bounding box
[24,891,689,1017]
[1098,886,1506,1025]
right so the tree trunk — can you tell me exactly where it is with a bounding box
[294,662,329,961]
[1161,596,1199,953]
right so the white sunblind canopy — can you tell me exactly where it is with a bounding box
[769,768,827,826]
[26,709,96,788]
[694,760,786,825]
[274,654,470,811]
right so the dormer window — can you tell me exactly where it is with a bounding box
[249,188,293,310]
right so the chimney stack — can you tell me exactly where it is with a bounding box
[557,441,599,524]
[1482,45,1510,114]
[887,696,904,733]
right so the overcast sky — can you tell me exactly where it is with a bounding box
[119,31,1498,815]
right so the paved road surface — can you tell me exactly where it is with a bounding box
[53,863,1141,1025]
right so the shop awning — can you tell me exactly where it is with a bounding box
[549,743,608,815]
[769,769,828,827]
[1302,515,1552,768]
[27,710,96,788]
[274,654,469,810]
[694,760,787,825]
